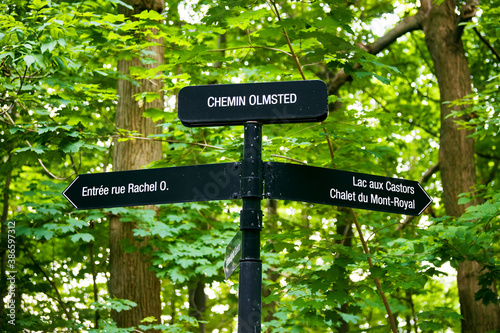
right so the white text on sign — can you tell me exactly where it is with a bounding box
[328,176,417,211]
[352,176,415,194]
[207,93,297,108]
[81,181,169,197]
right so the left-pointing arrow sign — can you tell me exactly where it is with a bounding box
[63,163,241,210]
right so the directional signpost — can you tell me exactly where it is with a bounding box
[63,79,432,333]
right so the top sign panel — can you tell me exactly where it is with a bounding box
[178,80,328,127]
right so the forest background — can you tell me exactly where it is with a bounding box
[1,0,499,332]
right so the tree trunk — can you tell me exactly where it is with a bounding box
[109,0,164,329]
[421,0,500,331]
[319,0,500,329]
[189,279,207,333]
[336,208,353,333]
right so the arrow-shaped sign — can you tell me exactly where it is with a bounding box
[264,162,432,216]
[63,163,241,210]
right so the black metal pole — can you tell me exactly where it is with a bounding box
[238,122,263,333]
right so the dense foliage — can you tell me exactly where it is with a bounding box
[1,0,499,332]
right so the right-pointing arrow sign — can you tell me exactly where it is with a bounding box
[264,162,432,216]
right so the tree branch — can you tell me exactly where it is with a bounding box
[21,239,73,321]
[485,159,499,186]
[364,89,439,138]
[326,11,425,97]
[3,106,71,180]
[397,162,440,230]
[349,208,398,333]
[208,45,292,57]
[473,27,500,63]
[456,0,479,40]
[365,12,425,55]
[270,154,308,165]
[113,135,225,150]
[267,0,307,80]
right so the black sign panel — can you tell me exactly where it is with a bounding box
[63,163,241,210]
[224,231,242,280]
[264,162,432,216]
[178,80,328,127]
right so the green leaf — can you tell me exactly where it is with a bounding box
[16,146,46,154]
[70,233,95,242]
[30,0,49,10]
[110,0,134,10]
[143,107,165,122]
[354,71,372,78]
[0,52,14,60]
[134,10,165,21]
[68,217,88,229]
[94,70,108,76]
[61,141,84,153]
[9,127,25,134]
[140,316,157,323]
[33,228,54,240]
[373,74,391,85]
[57,38,66,48]
[458,196,473,205]
[94,299,137,312]
[41,40,58,54]
[170,266,188,283]
[137,92,161,103]
[24,55,35,67]
[413,242,425,254]
[339,313,360,324]
[53,56,65,69]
